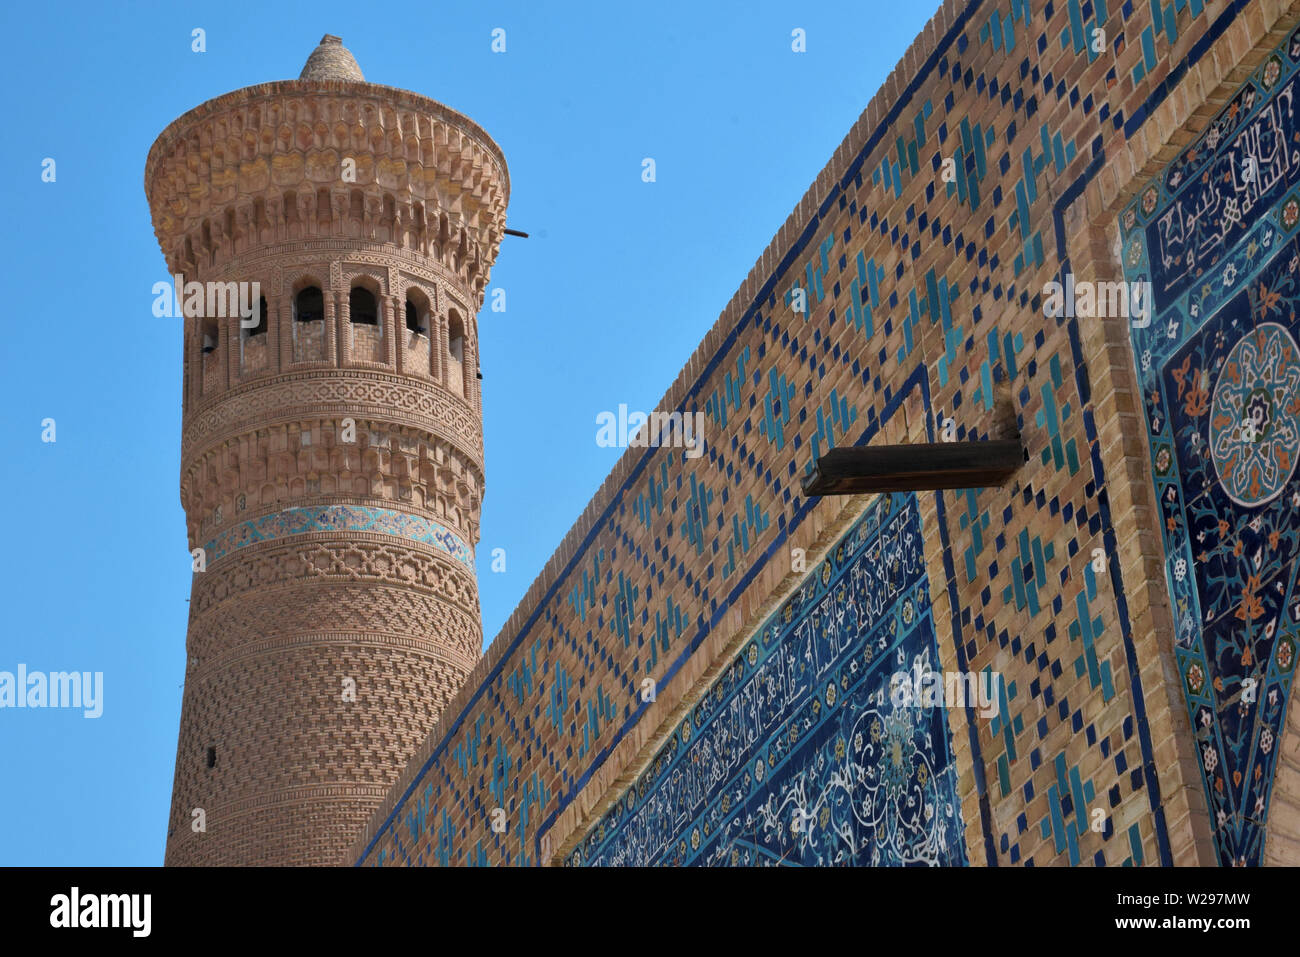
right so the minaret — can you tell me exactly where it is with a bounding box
[145,35,508,865]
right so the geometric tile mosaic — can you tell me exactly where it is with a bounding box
[567,493,966,865]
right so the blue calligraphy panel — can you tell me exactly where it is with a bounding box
[1145,54,1300,310]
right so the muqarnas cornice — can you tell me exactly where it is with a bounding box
[144,79,509,308]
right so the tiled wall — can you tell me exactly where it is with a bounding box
[568,493,967,866]
[353,0,1299,866]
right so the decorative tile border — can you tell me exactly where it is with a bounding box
[203,505,473,568]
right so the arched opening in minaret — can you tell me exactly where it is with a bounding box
[349,287,378,325]
[448,310,465,363]
[245,296,268,337]
[295,286,323,322]
[403,287,433,377]
[240,294,271,375]
[200,318,218,354]
[406,289,430,336]
[446,309,466,398]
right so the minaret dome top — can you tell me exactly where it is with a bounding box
[298,34,364,82]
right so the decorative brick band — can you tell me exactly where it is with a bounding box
[182,370,484,461]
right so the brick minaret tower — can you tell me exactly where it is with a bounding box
[145,35,508,865]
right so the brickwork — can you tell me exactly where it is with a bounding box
[348,0,1300,868]
[145,36,509,865]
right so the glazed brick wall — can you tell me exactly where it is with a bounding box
[354,0,1300,866]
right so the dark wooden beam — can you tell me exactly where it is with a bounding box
[802,438,1023,495]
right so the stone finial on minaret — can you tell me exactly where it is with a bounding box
[299,33,365,82]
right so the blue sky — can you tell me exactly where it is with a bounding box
[0,0,936,865]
